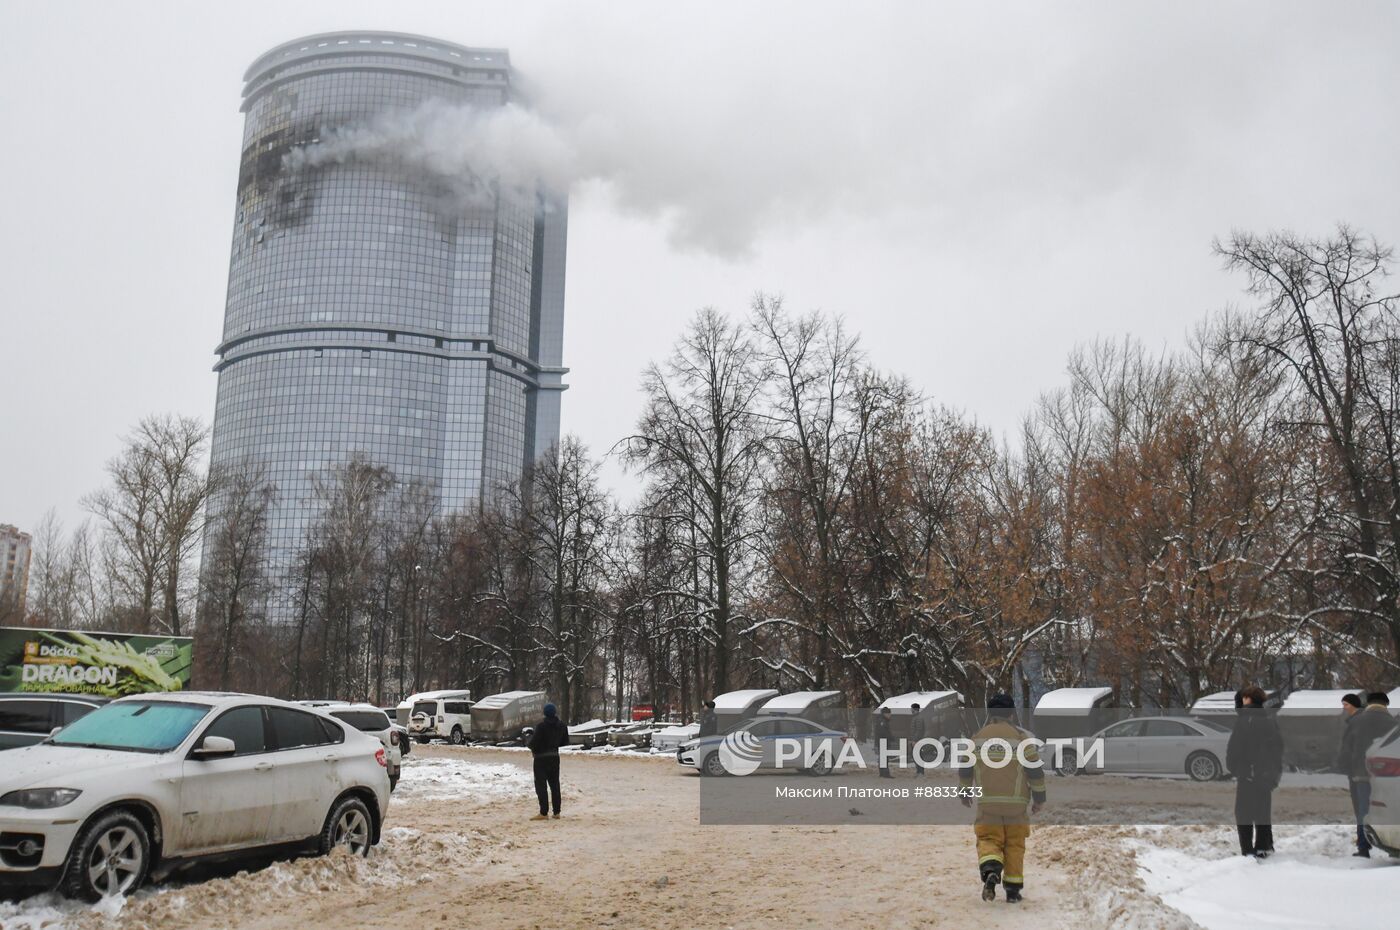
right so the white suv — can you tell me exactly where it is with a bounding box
[321,704,407,790]
[409,695,474,745]
[1365,725,1400,856]
[0,692,391,900]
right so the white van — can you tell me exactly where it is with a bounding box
[395,689,472,728]
[407,691,475,744]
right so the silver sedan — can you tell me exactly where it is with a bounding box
[1065,716,1231,781]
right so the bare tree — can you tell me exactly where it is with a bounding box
[84,415,214,634]
[198,461,276,689]
[1218,227,1400,665]
[750,296,868,690]
[623,308,769,695]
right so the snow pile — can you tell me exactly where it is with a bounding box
[393,756,533,803]
[1134,824,1400,930]
[0,828,497,930]
[1036,824,1202,930]
[0,894,81,930]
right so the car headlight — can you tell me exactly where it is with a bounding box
[0,788,83,809]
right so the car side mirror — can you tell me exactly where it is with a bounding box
[192,735,236,759]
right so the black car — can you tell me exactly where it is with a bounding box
[0,693,109,749]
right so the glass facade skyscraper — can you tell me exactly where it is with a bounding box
[207,32,567,582]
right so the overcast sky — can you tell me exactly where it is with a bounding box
[2,0,1398,537]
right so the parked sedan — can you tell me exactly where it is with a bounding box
[0,692,391,900]
[1364,725,1400,857]
[1066,715,1231,781]
[0,694,107,750]
[677,716,848,776]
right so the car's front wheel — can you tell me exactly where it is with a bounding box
[319,796,373,857]
[1055,749,1079,776]
[806,754,833,776]
[60,810,151,902]
[702,751,727,777]
[1186,751,1221,782]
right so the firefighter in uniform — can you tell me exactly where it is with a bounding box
[957,693,1046,904]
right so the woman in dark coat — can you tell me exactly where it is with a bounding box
[1226,686,1284,857]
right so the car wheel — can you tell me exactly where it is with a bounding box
[1055,749,1079,776]
[702,751,727,777]
[60,810,151,902]
[449,726,465,745]
[319,795,373,857]
[806,754,833,777]
[1187,751,1221,782]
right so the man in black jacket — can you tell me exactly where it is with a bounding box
[1336,691,1397,857]
[698,701,719,737]
[875,707,894,777]
[528,703,570,820]
[909,703,928,778]
[1226,686,1283,857]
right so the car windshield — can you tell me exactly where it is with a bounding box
[49,700,210,753]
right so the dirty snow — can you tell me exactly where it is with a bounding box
[392,756,533,802]
[0,759,527,930]
[1134,824,1400,930]
[0,828,496,930]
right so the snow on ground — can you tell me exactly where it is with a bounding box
[393,756,533,802]
[0,757,540,929]
[1133,824,1400,930]
[0,828,492,930]
[0,892,104,930]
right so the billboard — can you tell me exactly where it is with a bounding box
[0,627,193,696]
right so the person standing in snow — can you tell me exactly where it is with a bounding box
[528,702,570,821]
[1226,685,1283,858]
[1336,691,1397,858]
[909,703,928,777]
[698,700,719,737]
[874,706,895,778]
[958,693,1046,904]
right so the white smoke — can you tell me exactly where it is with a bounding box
[289,100,579,210]
[286,95,862,258]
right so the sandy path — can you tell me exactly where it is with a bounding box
[44,745,1263,930]
[217,746,1073,930]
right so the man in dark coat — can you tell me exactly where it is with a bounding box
[698,700,719,737]
[909,703,928,778]
[1226,686,1283,857]
[527,703,570,820]
[1336,691,1398,857]
[874,706,894,777]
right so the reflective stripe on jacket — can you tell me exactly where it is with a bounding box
[957,719,1047,814]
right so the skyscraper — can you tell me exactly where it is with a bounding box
[207,32,567,572]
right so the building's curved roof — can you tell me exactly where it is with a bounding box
[245,31,508,83]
